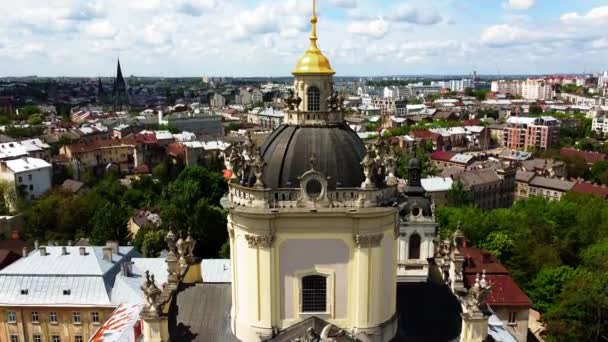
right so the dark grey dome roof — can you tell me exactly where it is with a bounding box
[399,195,433,217]
[260,124,366,188]
[408,157,421,169]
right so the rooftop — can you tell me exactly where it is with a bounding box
[0,245,138,307]
[529,176,575,192]
[465,274,532,308]
[572,182,608,199]
[3,157,51,173]
[421,177,453,192]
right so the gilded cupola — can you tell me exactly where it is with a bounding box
[292,0,335,75]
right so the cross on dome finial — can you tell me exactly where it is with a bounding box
[310,0,318,49]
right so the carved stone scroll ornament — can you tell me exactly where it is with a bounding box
[354,233,383,248]
[286,90,297,110]
[141,271,162,317]
[245,234,275,248]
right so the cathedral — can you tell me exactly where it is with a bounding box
[112,59,130,109]
[136,1,498,341]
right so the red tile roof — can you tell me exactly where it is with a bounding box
[560,148,606,164]
[462,246,509,275]
[430,151,455,163]
[465,274,532,307]
[68,137,138,154]
[166,143,186,157]
[410,129,440,140]
[572,182,608,199]
[133,164,150,175]
[135,133,158,145]
[0,250,21,269]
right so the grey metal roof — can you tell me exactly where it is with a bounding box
[460,170,501,187]
[201,259,231,283]
[0,246,135,276]
[0,246,138,307]
[111,258,168,305]
[170,283,238,342]
[0,275,112,307]
[260,124,366,188]
[515,171,536,183]
[529,177,575,192]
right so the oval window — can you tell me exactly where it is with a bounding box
[306,179,323,199]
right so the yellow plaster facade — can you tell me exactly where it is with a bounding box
[228,208,398,342]
[0,306,113,342]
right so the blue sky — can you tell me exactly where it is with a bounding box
[0,0,607,77]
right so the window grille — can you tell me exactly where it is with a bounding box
[301,275,327,312]
[307,87,320,112]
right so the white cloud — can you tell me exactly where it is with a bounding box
[592,38,608,49]
[561,6,608,24]
[503,0,535,11]
[176,0,217,16]
[347,18,389,38]
[388,5,443,25]
[329,0,357,9]
[83,21,118,39]
[480,24,546,46]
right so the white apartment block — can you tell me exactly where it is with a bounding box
[591,107,608,133]
[0,157,52,200]
[599,71,608,89]
[491,80,522,96]
[521,79,552,100]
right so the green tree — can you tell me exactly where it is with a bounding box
[527,266,579,313]
[446,181,471,207]
[142,230,166,257]
[90,201,129,245]
[529,103,543,116]
[19,105,40,117]
[219,241,230,258]
[561,155,590,180]
[27,114,43,125]
[480,231,514,262]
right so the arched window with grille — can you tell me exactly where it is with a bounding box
[301,274,327,312]
[409,233,421,259]
[307,87,320,112]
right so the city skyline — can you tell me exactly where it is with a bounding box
[1,0,607,77]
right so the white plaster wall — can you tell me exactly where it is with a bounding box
[279,239,349,320]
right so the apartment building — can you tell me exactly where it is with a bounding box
[515,171,574,201]
[0,157,52,201]
[0,244,139,342]
[491,80,522,96]
[521,79,553,100]
[60,139,140,173]
[503,116,561,151]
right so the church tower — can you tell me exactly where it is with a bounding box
[396,150,438,283]
[112,59,129,110]
[224,1,398,341]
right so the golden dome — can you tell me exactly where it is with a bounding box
[292,0,335,75]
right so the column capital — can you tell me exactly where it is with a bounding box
[354,233,383,248]
[245,234,275,248]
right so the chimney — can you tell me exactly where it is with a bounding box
[121,261,133,277]
[67,240,73,246]
[39,246,47,256]
[106,241,119,254]
[61,247,67,255]
[102,247,113,262]
[22,247,28,257]
[34,240,39,250]
[79,247,86,256]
